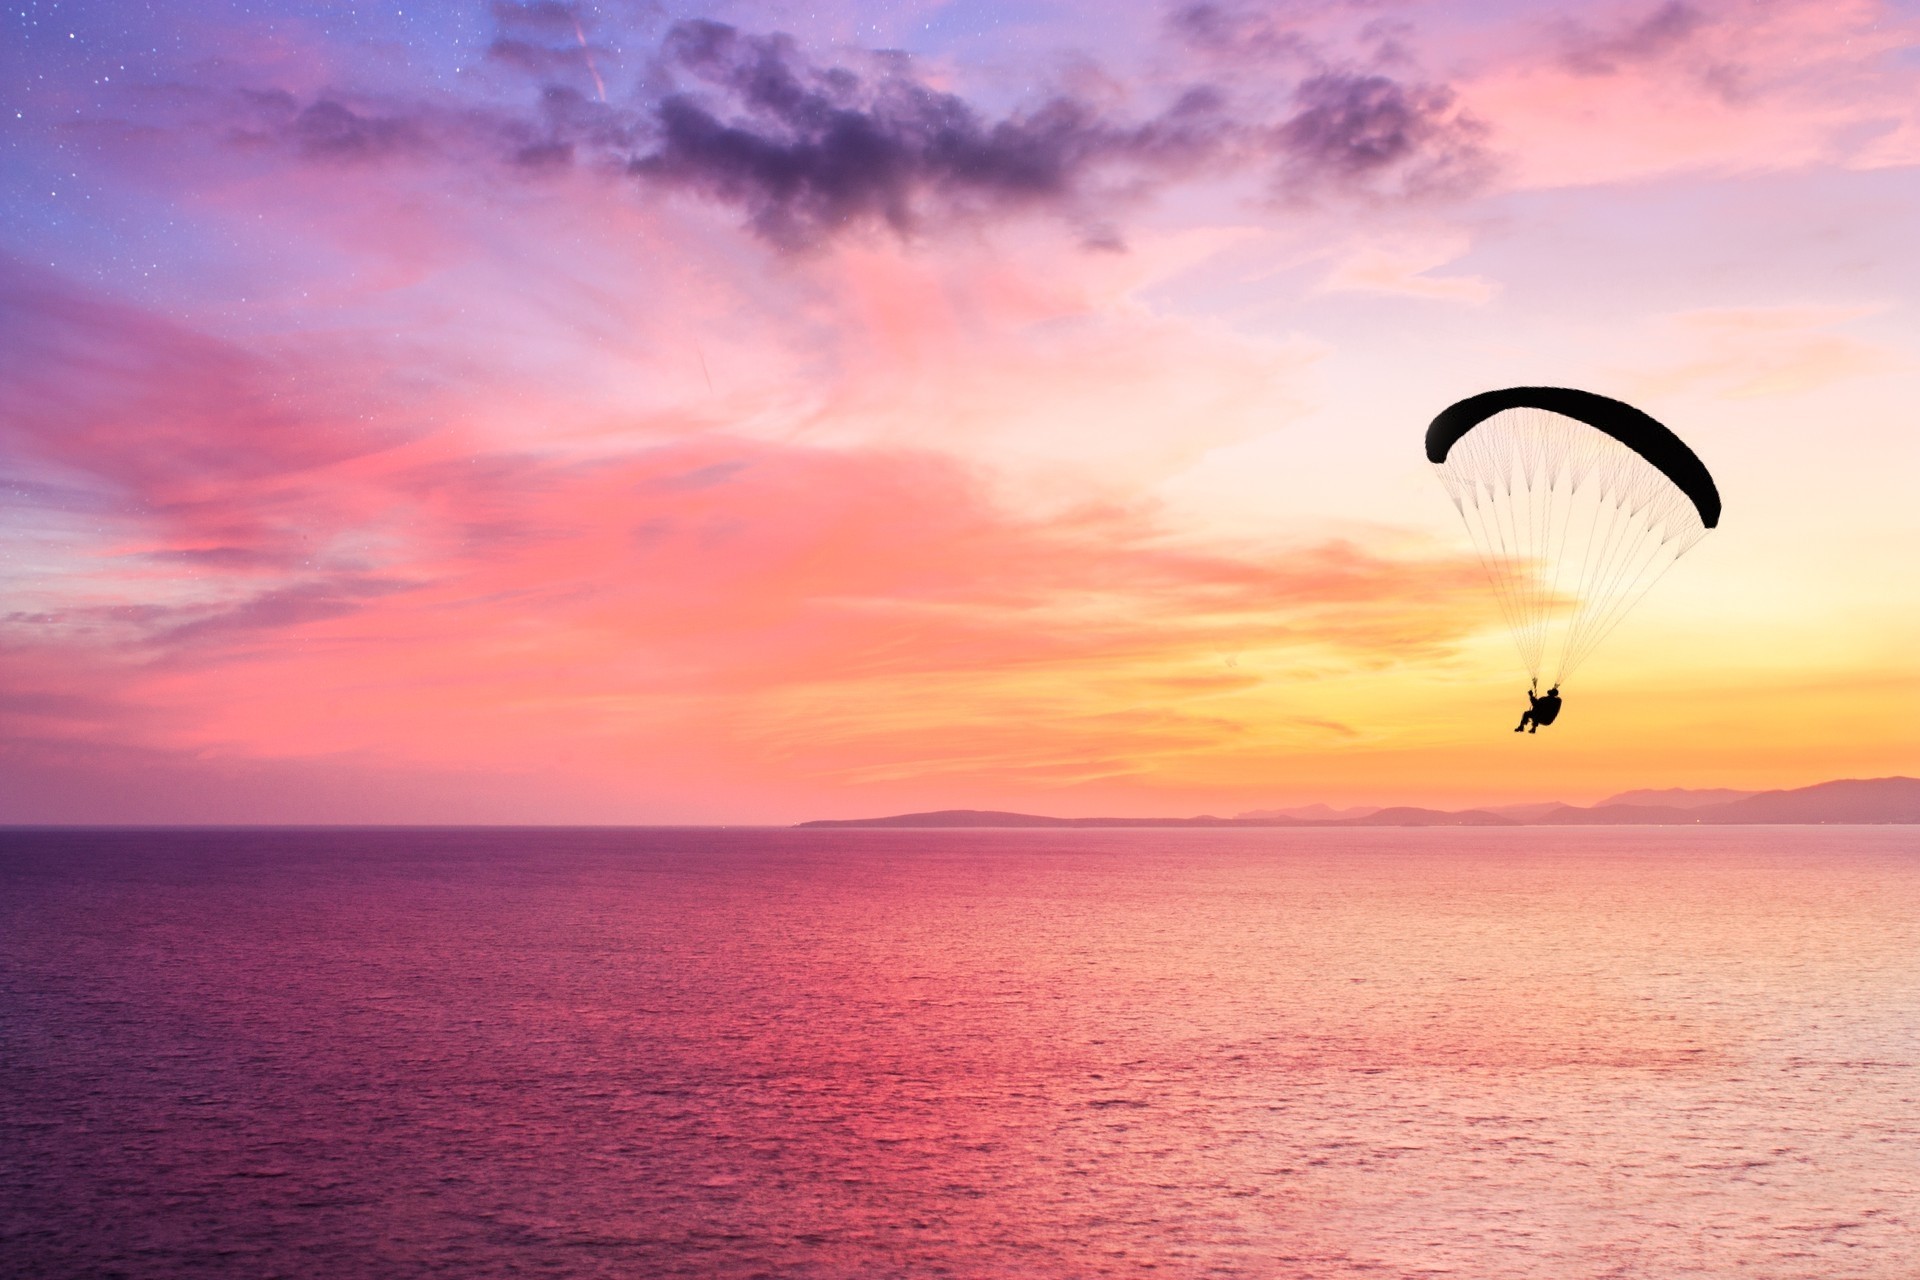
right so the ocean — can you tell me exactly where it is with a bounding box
[2,826,1916,1278]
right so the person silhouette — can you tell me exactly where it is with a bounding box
[1515,683,1562,733]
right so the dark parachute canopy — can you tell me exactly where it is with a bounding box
[1426,387,1719,686]
[1427,387,1720,526]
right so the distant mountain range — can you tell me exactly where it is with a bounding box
[1595,786,1760,810]
[797,777,1920,828]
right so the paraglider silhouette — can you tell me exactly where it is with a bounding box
[1426,388,1720,732]
[1515,680,1561,733]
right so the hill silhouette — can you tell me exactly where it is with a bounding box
[798,777,1920,828]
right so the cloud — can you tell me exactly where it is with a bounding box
[782,229,1330,487]
[626,20,1234,249]
[1558,2,1707,77]
[1314,226,1496,301]
[0,290,1493,807]
[624,21,1490,247]
[1627,303,1903,399]
[0,260,346,496]
[1169,2,1320,63]
[0,243,1498,818]
[0,258,446,674]
[1274,72,1488,198]
[150,577,414,648]
[288,98,425,161]
[1463,0,1920,187]
[0,256,401,550]
[1167,0,1418,71]
[225,88,428,162]
[126,13,1487,252]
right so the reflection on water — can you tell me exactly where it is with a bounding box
[2,826,1917,1277]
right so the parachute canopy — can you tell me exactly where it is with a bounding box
[1427,387,1719,686]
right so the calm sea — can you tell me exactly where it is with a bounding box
[2,826,1917,1278]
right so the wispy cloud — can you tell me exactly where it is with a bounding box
[1629,303,1903,399]
[0,246,1496,813]
[1557,1,1708,78]
[1465,0,1920,186]
[1314,226,1495,302]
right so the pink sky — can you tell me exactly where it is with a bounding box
[2,0,1917,822]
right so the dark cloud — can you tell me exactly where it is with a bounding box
[290,98,422,160]
[628,20,1230,248]
[1169,0,1413,62]
[1163,4,1482,198]
[229,88,426,162]
[1169,2,1319,62]
[512,137,575,169]
[1560,2,1705,76]
[194,14,1485,249]
[1275,72,1485,196]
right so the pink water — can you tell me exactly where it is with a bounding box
[2,826,1916,1277]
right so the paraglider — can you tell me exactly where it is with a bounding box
[1515,682,1561,733]
[1426,387,1720,731]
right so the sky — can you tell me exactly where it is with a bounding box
[2,0,1917,823]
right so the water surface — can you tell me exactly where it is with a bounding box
[2,826,1916,1277]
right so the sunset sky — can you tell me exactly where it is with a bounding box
[3,0,1917,822]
